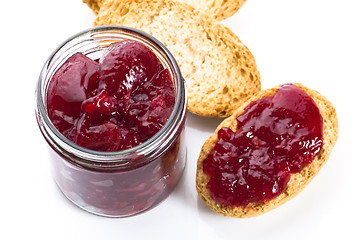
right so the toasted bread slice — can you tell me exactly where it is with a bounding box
[196,83,338,217]
[94,0,260,117]
[83,0,247,21]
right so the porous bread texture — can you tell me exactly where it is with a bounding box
[196,83,339,218]
[95,0,261,117]
[83,0,247,21]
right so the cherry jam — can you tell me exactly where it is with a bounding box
[203,84,323,206]
[36,26,186,217]
[47,40,175,151]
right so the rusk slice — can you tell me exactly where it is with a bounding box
[196,83,338,217]
[83,0,247,21]
[95,0,260,117]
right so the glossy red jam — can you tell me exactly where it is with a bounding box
[203,84,323,206]
[47,40,175,151]
[37,28,186,217]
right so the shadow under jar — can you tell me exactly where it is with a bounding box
[35,26,187,217]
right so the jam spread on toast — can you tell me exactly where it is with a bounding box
[203,84,323,206]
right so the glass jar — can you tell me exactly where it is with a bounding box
[35,26,187,217]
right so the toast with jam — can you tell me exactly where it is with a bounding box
[196,83,338,217]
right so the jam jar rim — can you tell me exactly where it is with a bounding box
[35,25,187,168]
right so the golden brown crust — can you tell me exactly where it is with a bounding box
[94,0,260,117]
[83,0,247,21]
[82,0,101,14]
[196,83,339,217]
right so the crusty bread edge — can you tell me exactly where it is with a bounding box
[83,0,101,14]
[196,83,339,218]
[212,0,247,21]
[83,0,246,21]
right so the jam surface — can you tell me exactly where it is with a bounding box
[47,40,175,151]
[203,84,323,206]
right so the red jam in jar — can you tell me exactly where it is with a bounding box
[47,40,175,151]
[36,26,187,217]
[203,84,323,206]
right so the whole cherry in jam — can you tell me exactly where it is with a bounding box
[99,40,163,100]
[202,84,323,206]
[47,40,175,152]
[47,52,100,133]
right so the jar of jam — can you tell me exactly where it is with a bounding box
[35,26,187,217]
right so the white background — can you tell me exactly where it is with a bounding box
[1,0,360,239]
